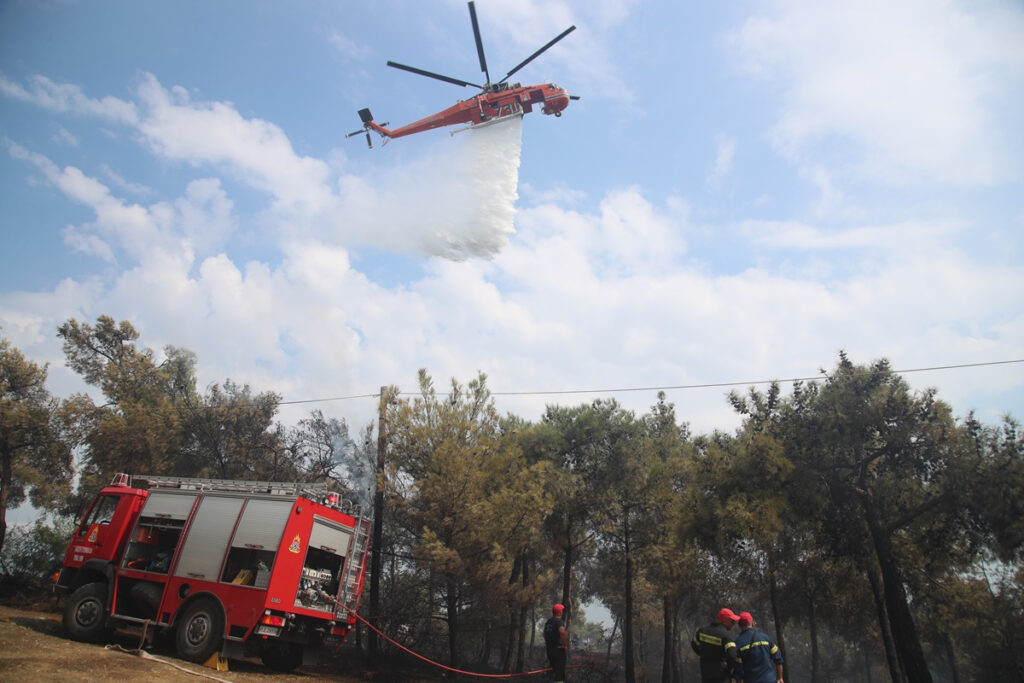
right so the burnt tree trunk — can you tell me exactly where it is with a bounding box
[807,593,819,682]
[662,596,681,683]
[446,581,460,666]
[863,494,932,683]
[503,554,522,673]
[623,514,635,683]
[516,556,529,672]
[768,549,786,680]
[866,560,904,683]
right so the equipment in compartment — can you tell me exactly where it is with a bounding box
[123,518,183,573]
[295,565,338,609]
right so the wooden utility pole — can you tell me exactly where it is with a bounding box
[368,386,388,662]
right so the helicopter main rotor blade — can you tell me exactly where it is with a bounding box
[386,60,482,89]
[499,25,576,83]
[468,1,491,85]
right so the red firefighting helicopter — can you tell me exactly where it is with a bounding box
[346,1,578,148]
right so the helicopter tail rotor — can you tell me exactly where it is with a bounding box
[345,109,376,148]
[346,108,398,148]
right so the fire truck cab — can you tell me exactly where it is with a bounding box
[54,474,370,671]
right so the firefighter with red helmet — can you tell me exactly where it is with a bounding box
[544,603,569,682]
[732,611,784,683]
[691,607,742,682]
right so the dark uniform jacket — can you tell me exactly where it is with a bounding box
[543,616,565,654]
[543,616,567,681]
[690,621,739,682]
[733,626,784,683]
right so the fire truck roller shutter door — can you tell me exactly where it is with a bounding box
[174,496,244,581]
[224,499,292,586]
[309,517,353,557]
[231,499,292,551]
[141,491,197,519]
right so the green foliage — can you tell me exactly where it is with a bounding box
[58,317,190,494]
[57,317,291,491]
[0,336,74,553]
[0,514,75,578]
[385,370,555,665]
[717,354,1022,683]
[963,416,1024,562]
[182,379,287,480]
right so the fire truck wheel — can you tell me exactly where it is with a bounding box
[260,641,303,671]
[175,598,224,663]
[62,582,111,642]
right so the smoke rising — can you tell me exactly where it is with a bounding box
[336,116,523,260]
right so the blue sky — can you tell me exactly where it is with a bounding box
[2,0,1023,442]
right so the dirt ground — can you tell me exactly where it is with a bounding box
[0,602,377,682]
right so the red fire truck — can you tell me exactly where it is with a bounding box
[53,474,371,671]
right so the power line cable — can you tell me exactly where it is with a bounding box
[276,358,1024,406]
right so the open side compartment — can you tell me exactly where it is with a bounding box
[293,516,352,612]
[123,517,184,574]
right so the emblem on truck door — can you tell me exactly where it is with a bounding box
[289,534,301,554]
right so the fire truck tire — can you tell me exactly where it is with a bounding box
[175,598,224,663]
[62,582,111,642]
[260,641,303,671]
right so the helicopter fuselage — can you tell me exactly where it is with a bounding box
[366,82,570,140]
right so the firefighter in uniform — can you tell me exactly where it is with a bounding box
[543,603,569,682]
[691,607,741,682]
[732,611,784,683]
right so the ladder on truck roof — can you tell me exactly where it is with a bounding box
[131,474,328,500]
[336,515,371,620]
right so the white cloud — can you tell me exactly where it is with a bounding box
[134,74,334,213]
[327,29,369,62]
[0,72,138,124]
[53,126,78,147]
[732,0,1024,185]
[169,179,235,255]
[8,143,163,262]
[7,144,237,266]
[100,164,151,196]
[739,219,963,251]
[706,134,736,189]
